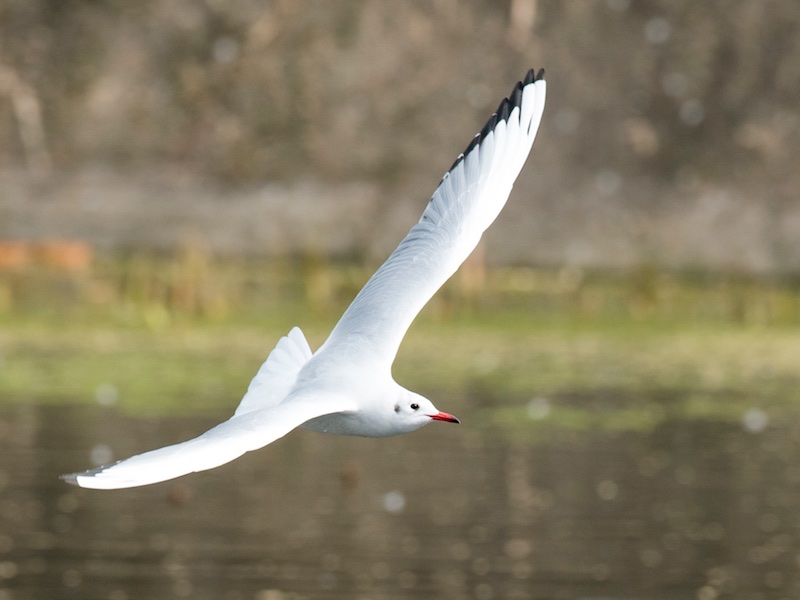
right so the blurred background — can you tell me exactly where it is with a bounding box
[1,0,799,270]
[1,1,800,599]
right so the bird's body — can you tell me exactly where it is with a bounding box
[63,68,547,489]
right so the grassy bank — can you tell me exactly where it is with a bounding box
[1,252,798,430]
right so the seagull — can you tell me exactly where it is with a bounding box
[62,68,546,489]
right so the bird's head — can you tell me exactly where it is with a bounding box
[393,390,460,432]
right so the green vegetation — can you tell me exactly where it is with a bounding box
[1,251,798,432]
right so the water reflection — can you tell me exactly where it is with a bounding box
[1,402,799,599]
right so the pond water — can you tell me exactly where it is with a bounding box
[1,401,799,600]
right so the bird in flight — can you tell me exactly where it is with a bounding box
[63,68,546,489]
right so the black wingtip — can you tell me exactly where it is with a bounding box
[479,112,499,140]
[469,67,543,142]
[61,461,118,486]
[508,82,524,109]
[447,152,466,173]
[60,473,81,486]
[525,67,545,84]
[438,67,544,182]
[496,97,512,122]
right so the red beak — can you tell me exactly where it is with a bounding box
[430,411,460,424]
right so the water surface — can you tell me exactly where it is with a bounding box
[1,401,799,599]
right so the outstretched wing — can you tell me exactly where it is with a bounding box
[319,69,546,365]
[62,395,355,489]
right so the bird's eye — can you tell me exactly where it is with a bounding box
[410,403,420,410]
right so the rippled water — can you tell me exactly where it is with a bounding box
[2,401,800,600]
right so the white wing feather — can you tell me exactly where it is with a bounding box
[62,395,355,489]
[234,326,313,415]
[320,70,546,365]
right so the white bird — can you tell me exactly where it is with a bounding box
[62,68,546,489]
